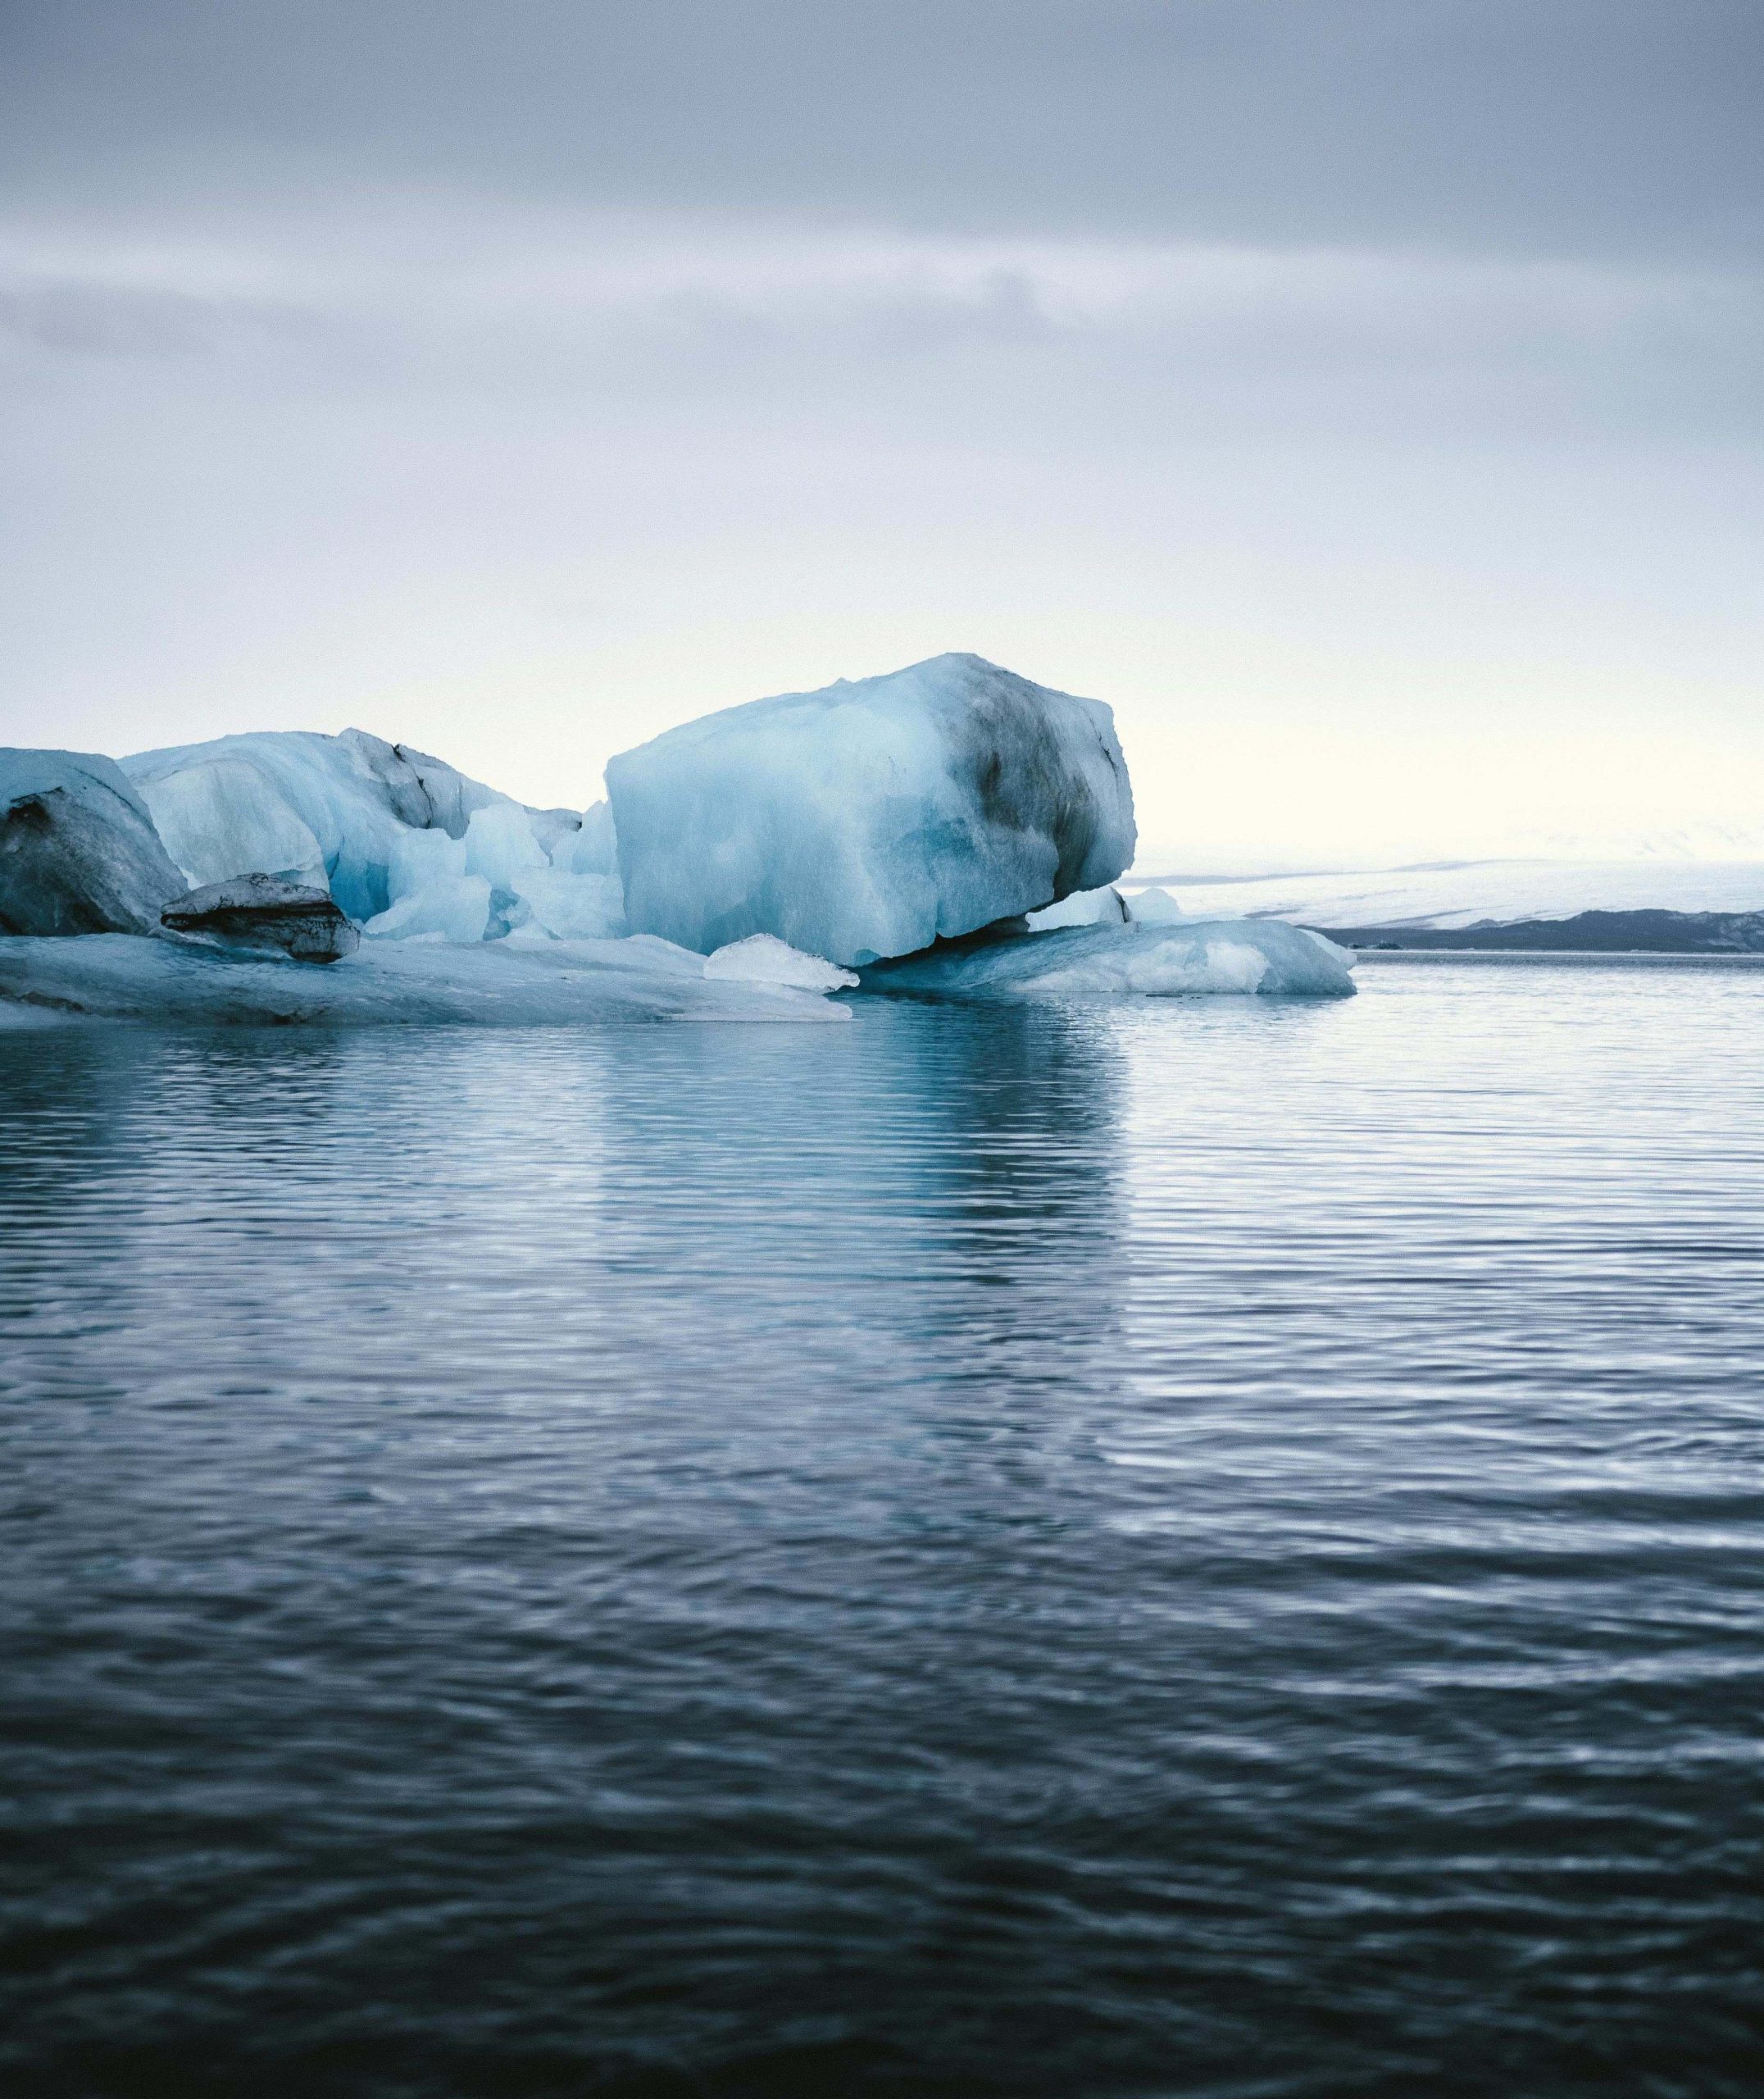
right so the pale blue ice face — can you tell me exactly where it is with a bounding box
[607,653,1136,965]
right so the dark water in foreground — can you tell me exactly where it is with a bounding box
[4,957,1764,2099]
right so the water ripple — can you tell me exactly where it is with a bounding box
[3,958,1764,2096]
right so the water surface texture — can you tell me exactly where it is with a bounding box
[4,959,1764,2097]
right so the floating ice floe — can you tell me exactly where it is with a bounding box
[0,654,1366,1029]
[0,933,852,1028]
[861,919,1357,1000]
[607,653,1135,967]
[1,749,187,936]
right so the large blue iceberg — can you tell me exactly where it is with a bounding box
[1,653,1355,1027]
[607,653,1136,967]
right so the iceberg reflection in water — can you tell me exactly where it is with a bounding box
[3,958,1763,2097]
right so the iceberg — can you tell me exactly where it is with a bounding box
[1,749,188,936]
[0,652,1374,1027]
[606,653,1135,967]
[0,931,852,1029]
[123,729,516,922]
[860,919,1357,1000]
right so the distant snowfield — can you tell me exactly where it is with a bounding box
[1125,860,1764,931]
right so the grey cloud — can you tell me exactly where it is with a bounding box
[3,1,1760,265]
[2,1,1758,854]
[12,215,1753,448]
[0,275,318,358]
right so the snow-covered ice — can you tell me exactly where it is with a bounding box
[0,933,852,1028]
[1,749,188,936]
[703,934,859,990]
[607,653,1135,967]
[1125,859,1764,932]
[861,919,1357,1000]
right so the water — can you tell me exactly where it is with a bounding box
[4,956,1763,2098]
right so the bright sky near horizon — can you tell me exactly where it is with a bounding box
[2,2,1761,863]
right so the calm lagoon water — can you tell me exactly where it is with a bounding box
[4,956,1763,2097]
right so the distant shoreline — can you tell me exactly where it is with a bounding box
[1307,907,1764,954]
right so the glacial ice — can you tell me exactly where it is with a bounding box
[124,729,511,922]
[704,935,859,990]
[364,799,626,946]
[1027,885,1129,930]
[860,919,1357,1000]
[0,652,1375,1032]
[364,875,493,945]
[1,749,188,936]
[606,653,1135,967]
[120,727,629,951]
[386,824,468,904]
[462,802,550,890]
[557,802,619,877]
[507,870,628,941]
[0,932,852,1028]
[1125,886,1188,924]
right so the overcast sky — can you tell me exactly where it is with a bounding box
[3,1,1760,859]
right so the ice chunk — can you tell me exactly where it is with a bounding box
[137,755,328,894]
[1126,886,1188,924]
[363,875,493,945]
[124,729,511,922]
[704,934,859,990]
[387,825,467,905]
[509,869,628,941]
[860,917,1357,1000]
[161,874,360,963]
[606,653,1135,967]
[1026,885,1128,930]
[463,802,549,890]
[524,805,587,863]
[557,801,619,876]
[1,748,188,936]
[0,931,850,1027]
